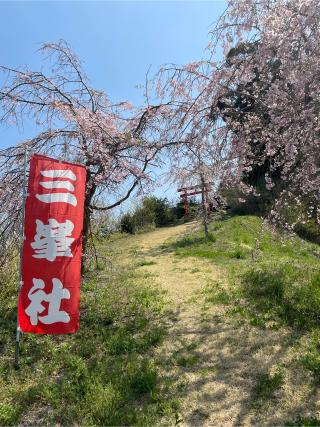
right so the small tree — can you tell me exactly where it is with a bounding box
[0,40,168,266]
[141,197,174,226]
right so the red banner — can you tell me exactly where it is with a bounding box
[18,154,86,334]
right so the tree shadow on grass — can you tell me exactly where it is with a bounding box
[155,301,320,426]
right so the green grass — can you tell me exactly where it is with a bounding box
[176,354,199,368]
[168,214,320,392]
[135,259,157,267]
[285,417,320,426]
[298,331,320,384]
[165,215,319,266]
[202,282,235,305]
[2,216,320,424]
[251,371,284,407]
[0,248,178,426]
[167,215,320,330]
[241,265,320,329]
[301,352,320,382]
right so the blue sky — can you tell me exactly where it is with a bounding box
[0,0,226,204]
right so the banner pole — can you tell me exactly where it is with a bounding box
[14,146,28,369]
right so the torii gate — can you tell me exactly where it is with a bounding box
[177,183,211,217]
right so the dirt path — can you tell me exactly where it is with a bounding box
[128,222,217,304]
[121,225,318,426]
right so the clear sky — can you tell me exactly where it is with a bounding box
[0,0,227,205]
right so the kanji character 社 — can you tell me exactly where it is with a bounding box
[25,278,70,325]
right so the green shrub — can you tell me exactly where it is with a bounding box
[172,199,200,220]
[133,205,156,231]
[120,197,177,234]
[142,197,175,226]
[295,220,320,245]
[120,213,136,234]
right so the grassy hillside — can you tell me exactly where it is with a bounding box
[162,215,320,424]
[165,215,320,331]
[1,215,320,426]
[0,246,178,425]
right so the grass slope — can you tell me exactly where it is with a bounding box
[1,216,320,425]
[0,247,178,426]
[163,214,320,424]
[166,214,320,329]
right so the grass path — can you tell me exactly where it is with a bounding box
[117,223,320,426]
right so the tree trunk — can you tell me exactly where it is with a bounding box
[81,168,96,275]
[200,175,209,238]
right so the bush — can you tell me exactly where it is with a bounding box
[220,183,274,217]
[120,213,135,234]
[172,198,200,220]
[142,197,175,226]
[133,205,156,231]
[295,219,320,245]
[119,196,206,234]
[120,197,177,234]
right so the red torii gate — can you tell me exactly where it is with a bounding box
[177,183,211,217]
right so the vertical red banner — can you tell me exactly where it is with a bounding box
[18,154,86,334]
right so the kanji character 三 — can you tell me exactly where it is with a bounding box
[36,169,77,206]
